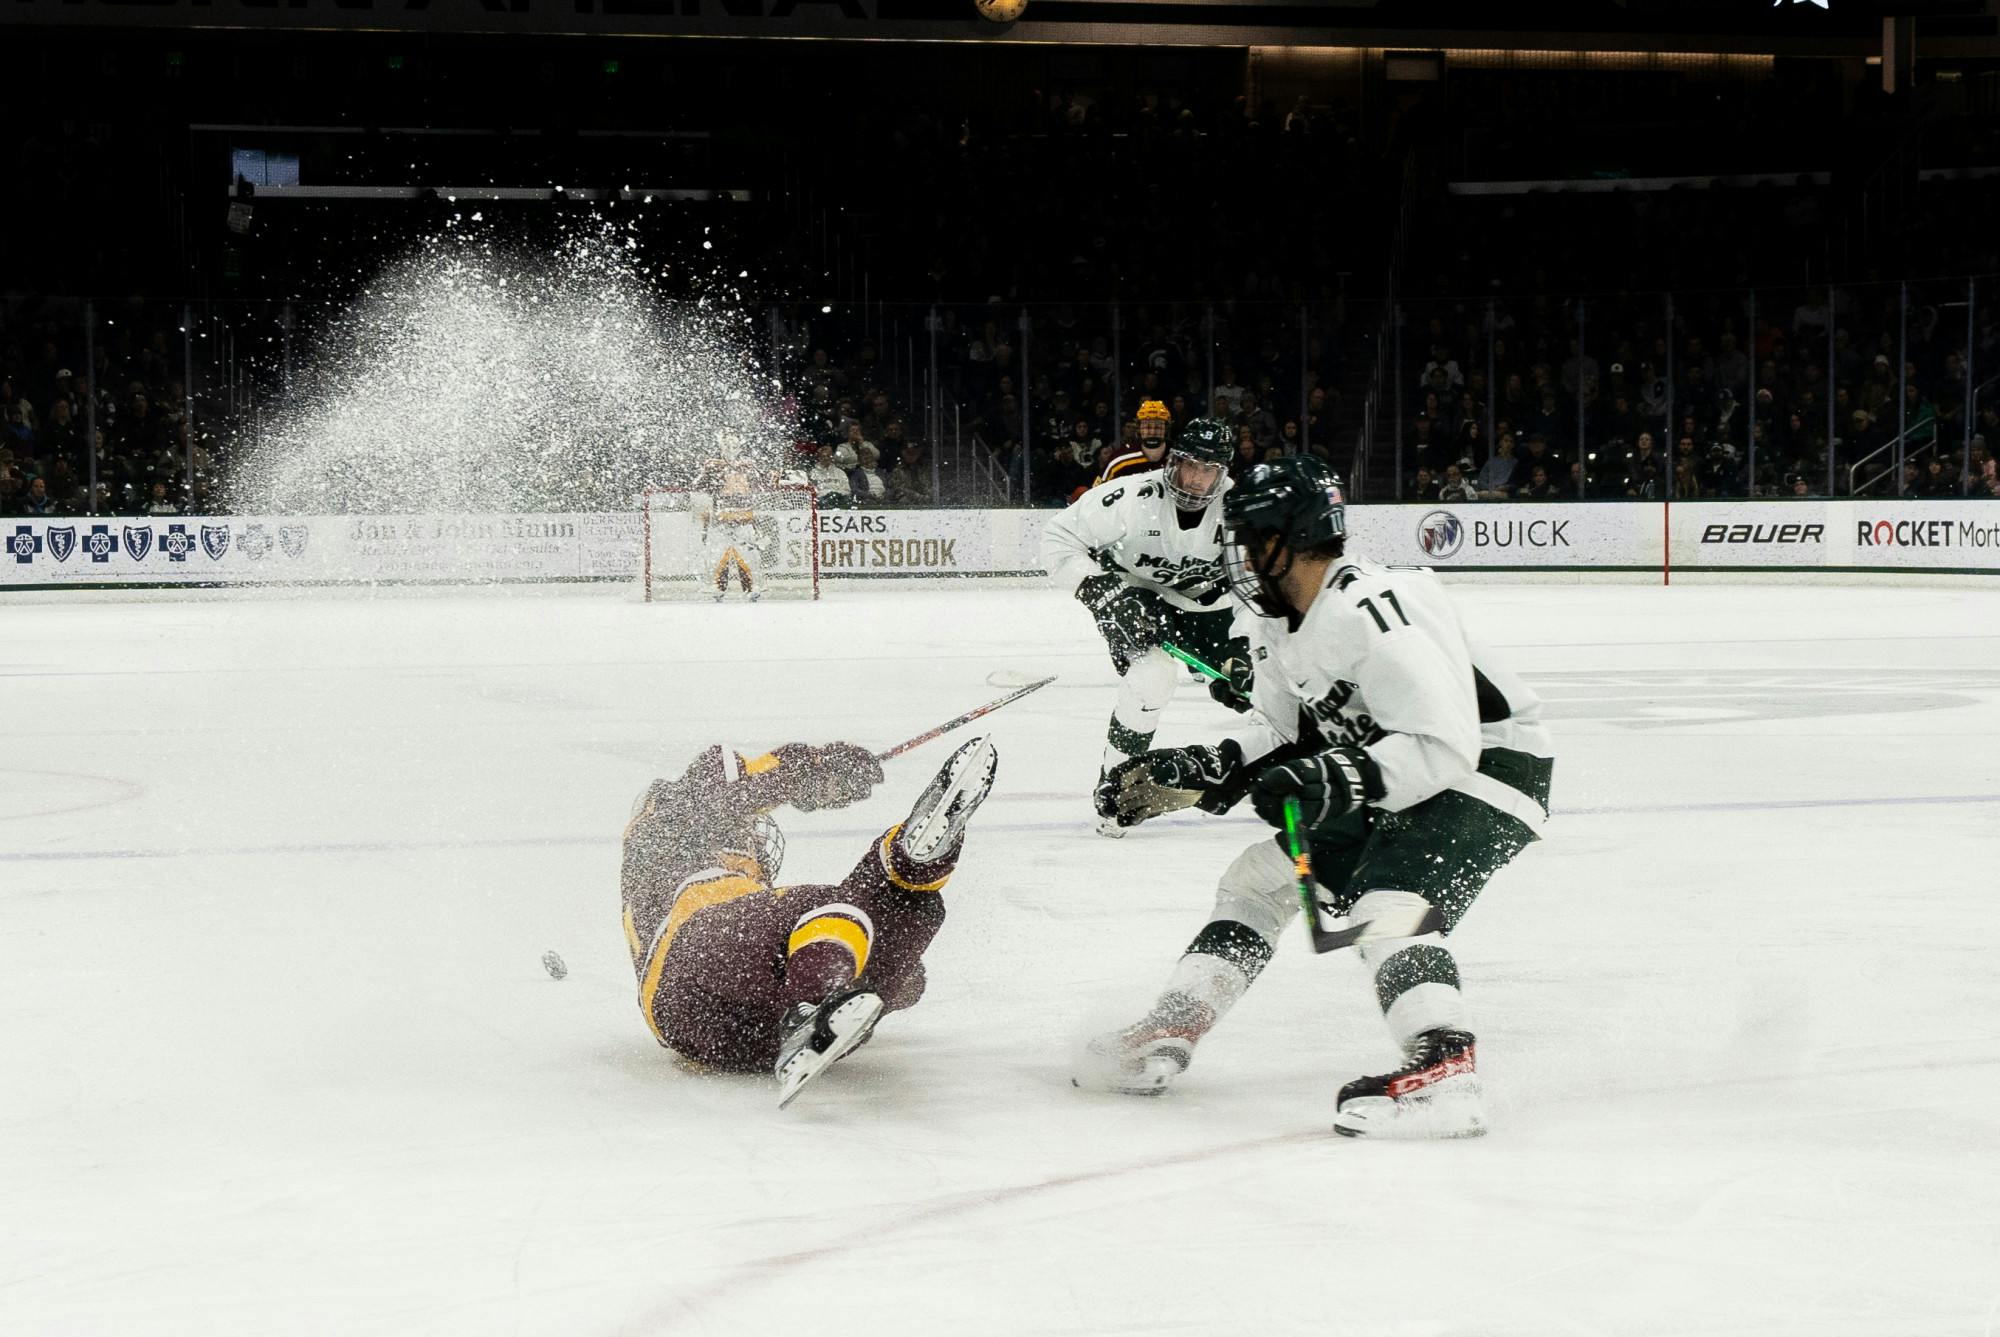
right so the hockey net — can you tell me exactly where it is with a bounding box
[640,484,822,601]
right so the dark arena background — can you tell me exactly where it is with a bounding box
[3,3,1998,1334]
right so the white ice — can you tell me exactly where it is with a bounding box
[3,582,1999,1336]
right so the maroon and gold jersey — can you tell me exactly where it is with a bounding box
[1094,448,1165,487]
[619,744,959,1070]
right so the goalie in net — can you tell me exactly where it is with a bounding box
[642,454,821,601]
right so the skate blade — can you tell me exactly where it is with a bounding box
[776,992,885,1110]
[900,737,997,863]
[1071,1050,1184,1097]
[1332,1077,1487,1140]
[1094,817,1126,839]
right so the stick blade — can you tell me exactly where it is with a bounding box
[1305,902,1443,954]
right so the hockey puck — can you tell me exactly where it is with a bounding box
[542,950,568,980]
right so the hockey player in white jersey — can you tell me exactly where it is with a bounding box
[1073,457,1555,1138]
[1040,418,1242,836]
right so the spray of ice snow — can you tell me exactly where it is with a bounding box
[233,221,789,514]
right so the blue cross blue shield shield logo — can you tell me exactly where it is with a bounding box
[201,525,231,560]
[122,526,154,561]
[47,527,76,562]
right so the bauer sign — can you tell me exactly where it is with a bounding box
[1671,501,2000,572]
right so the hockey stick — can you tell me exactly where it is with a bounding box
[1161,640,1250,706]
[1282,796,1443,953]
[1282,797,1337,952]
[874,675,1056,762]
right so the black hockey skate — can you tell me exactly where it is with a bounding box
[775,986,885,1110]
[1333,1028,1486,1139]
[1092,768,1125,840]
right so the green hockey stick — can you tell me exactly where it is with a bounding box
[1284,797,1340,954]
[1162,640,1254,708]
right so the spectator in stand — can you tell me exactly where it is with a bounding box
[1789,475,1813,499]
[1636,360,1669,428]
[145,481,179,515]
[1674,435,1701,487]
[1921,456,1956,497]
[889,444,932,507]
[1515,434,1553,492]
[1897,460,1922,496]
[1233,429,1259,477]
[1903,383,1938,453]
[1409,464,1441,502]
[1241,393,1278,452]
[809,445,854,509]
[1438,461,1476,503]
[1715,332,1749,397]
[1673,457,1702,499]
[1525,390,1563,447]
[41,397,81,462]
[843,422,875,461]
[1454,409,1484,462]
[878,418,912,472]
[1477,432,1518,498]
[1211,365,1248,419]
[1519,464,1557,500]
[1598,391,1642,448]
[1304,386,1332,445]
[1700,442,1738,498]
[1980,456,2000,498]
[4,400,35,453]
[1058,418,1103,500]
[1623,431,1665,498]
[22,476,56,516]
[849,443,889,507]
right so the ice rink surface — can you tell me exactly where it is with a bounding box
[4,579,1999,1337]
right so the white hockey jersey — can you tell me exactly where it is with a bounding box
[1230,556,1554,830]
[1040,473,1234,613]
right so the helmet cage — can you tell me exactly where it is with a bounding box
[1164,448,1224,512]
[1223,519,1296,618]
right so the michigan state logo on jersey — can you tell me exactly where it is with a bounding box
[1132,551,1228,605]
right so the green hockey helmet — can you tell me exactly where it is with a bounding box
[1220,456,1348,617]
[1163,417,1234,511]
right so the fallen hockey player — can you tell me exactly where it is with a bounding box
[621,734,998,1106]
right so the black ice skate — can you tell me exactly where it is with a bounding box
[1092,768,1125,840]
[1333,1028,1486,1139]
[896,735,998,863]
[775,987,885,1110]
